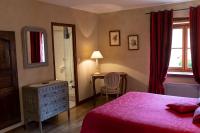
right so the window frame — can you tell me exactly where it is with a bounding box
[168,18,191,72]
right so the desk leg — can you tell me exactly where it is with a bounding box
[24,120,28,130]
[92,77,96,106]
[124,76,127,93]
[120,77,124,95]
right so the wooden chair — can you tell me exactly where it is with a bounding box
[101,72,121,100]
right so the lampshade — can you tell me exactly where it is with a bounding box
[91,51,103,59]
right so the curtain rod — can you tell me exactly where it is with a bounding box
[145,8,189,14]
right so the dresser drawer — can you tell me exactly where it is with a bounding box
[39,84,67,97]
[40,94,67,108]
[40,102,68,121]
[40,90,67,104]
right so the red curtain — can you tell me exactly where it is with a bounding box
[30,32,41,63]
[148,10,173,94]
[190,6,200,83]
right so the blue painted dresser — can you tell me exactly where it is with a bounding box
[22,80,69,133]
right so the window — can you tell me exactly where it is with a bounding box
[169,18,192,72]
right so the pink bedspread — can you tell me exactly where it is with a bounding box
[81,92,200,133]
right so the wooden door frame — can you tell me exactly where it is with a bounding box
[51,22,79,105]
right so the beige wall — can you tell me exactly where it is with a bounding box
[0,0,98,132]
[99,1,200,92]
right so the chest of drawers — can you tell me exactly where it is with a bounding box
[22,80,69,133]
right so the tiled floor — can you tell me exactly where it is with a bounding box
[69,101,76,108]
[8,96,108,133]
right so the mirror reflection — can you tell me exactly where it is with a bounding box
[26,31,45,64]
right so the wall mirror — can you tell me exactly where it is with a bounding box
[22,26,48,68]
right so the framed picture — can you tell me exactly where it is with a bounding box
[128,35,139,50]
[109,30,120,46]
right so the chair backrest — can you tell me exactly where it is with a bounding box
[104,72,120,89]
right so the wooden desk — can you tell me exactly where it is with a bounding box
[91,72,127,97]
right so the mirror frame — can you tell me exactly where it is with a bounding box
[21,26,48,68]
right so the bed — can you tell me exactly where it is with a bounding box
[81,92,200,133]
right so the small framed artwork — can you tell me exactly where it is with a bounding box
[109,30,120,46]
[128,35,139,50]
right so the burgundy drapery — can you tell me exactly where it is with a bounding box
[148,10,173,94]
[190,6,200,83]
[30,32,41,63]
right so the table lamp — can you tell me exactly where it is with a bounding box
[91,50,103,74]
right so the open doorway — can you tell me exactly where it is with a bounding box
[51,23,79,108]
